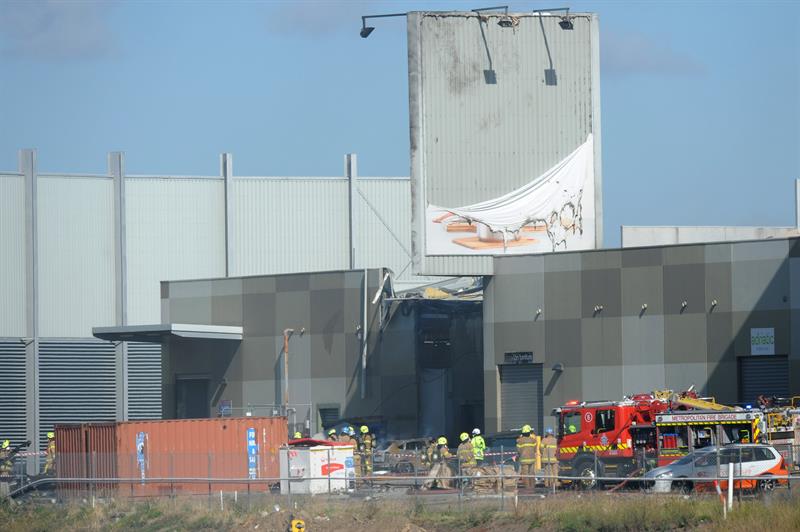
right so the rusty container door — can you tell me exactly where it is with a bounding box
[84,423,117,494]
[54,424,87,497]
[115,416,287,497]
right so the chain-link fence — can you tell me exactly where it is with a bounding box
[4,443,800,506]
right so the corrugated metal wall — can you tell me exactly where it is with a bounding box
[231,178,350,277]
[126,177,226,325]
[127,342,162,420]
[0,175,26,337]
[39,342,117,448]
[38,176,116,336]
[410,13,599,275]
[0,342,27,445]
[354,179,414,280]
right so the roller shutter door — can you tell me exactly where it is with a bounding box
[0,342,27,446]
[128,343,162,420]
[499,364,543,433]
[739,356,788,403]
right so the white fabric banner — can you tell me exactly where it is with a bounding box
[425,135,595,255]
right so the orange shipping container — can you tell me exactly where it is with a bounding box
[56,417,287,498]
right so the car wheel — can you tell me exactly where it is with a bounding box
[672,479,693,494]
[757,476,776,493]
[396,462,414,474]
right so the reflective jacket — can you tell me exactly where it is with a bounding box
[457,441,476,468]
[516,435,538,464]
[540,435,557,464]
[471,435,486,460]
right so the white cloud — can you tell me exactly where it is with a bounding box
[0,1,115,61]
[601,30,705,77]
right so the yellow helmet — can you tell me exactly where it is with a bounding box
[1,439,9,449]
[360,425,369,434]
[47,432,55,439]
[293,431,302,439]
[437,436,447,445]
[521,424,532,434]
[460,432,469,442]
[328,428,336,435]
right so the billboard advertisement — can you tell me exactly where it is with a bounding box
[408,11,602,274]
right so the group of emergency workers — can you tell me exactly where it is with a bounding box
[0,431,56,479]
[516,425,558,489]
[299,422,559,490]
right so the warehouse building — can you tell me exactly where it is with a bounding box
[0,150,426,457]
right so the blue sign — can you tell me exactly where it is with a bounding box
[136,432,147,482]
[247,428,258,479]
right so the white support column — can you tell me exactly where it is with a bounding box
[221,153,234,276]
[110,152,129,421]
[345,153,358,270]
[21,149,40,471]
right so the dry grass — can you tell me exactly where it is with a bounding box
[1,491,799,531]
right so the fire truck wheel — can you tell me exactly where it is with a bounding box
[395,462,414,474]
[573,458,601,490]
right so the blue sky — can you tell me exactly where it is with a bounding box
[1,0,798,246]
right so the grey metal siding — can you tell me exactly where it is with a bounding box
[499,363,543,433]
[127,342,162,420]
[0,176,26,337]
[38,342,116,447]
[739,356,789,404]
[0,342,27,445]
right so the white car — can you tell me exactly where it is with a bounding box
[644,444,787,493]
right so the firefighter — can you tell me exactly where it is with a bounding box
[516,425,538,489]
[43,431,56,475]
[327,428,338,442]
[471,428,486,465]
[339,426,354,444]
[424,436,453,489]
[457,432,477,483]
[0,440,11,477]
[540,427,558,488]
[357,425,375,477]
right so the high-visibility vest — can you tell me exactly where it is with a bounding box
[457,442,477,467]
[471,435,486,460]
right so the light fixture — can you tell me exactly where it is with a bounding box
[531,7,573,30]
[552,363,564,372]
[641,303,648,311]
[558,17,573,30]
[498,16,515,28]
[359,13,406,38]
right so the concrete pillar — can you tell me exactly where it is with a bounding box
[110,152,129,421]
[20,149,40,472]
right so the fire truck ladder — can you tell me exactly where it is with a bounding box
[672,395,733,411]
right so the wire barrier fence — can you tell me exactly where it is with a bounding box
[4,443,799,509]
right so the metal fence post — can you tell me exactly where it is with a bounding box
[327,447,331,495]
[207,452,212,507]
[286,447,292,510]
[500,445,505,511]
[593,450,598,490]
[90,451,96,501]
[458,456,463,509]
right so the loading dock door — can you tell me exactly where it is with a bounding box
[739,356,789,404]
[499,364,543,433]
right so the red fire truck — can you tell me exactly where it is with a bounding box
[552,389,759,488]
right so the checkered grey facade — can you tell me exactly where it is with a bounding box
[161,269,419,436]
[484,238,800,433]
